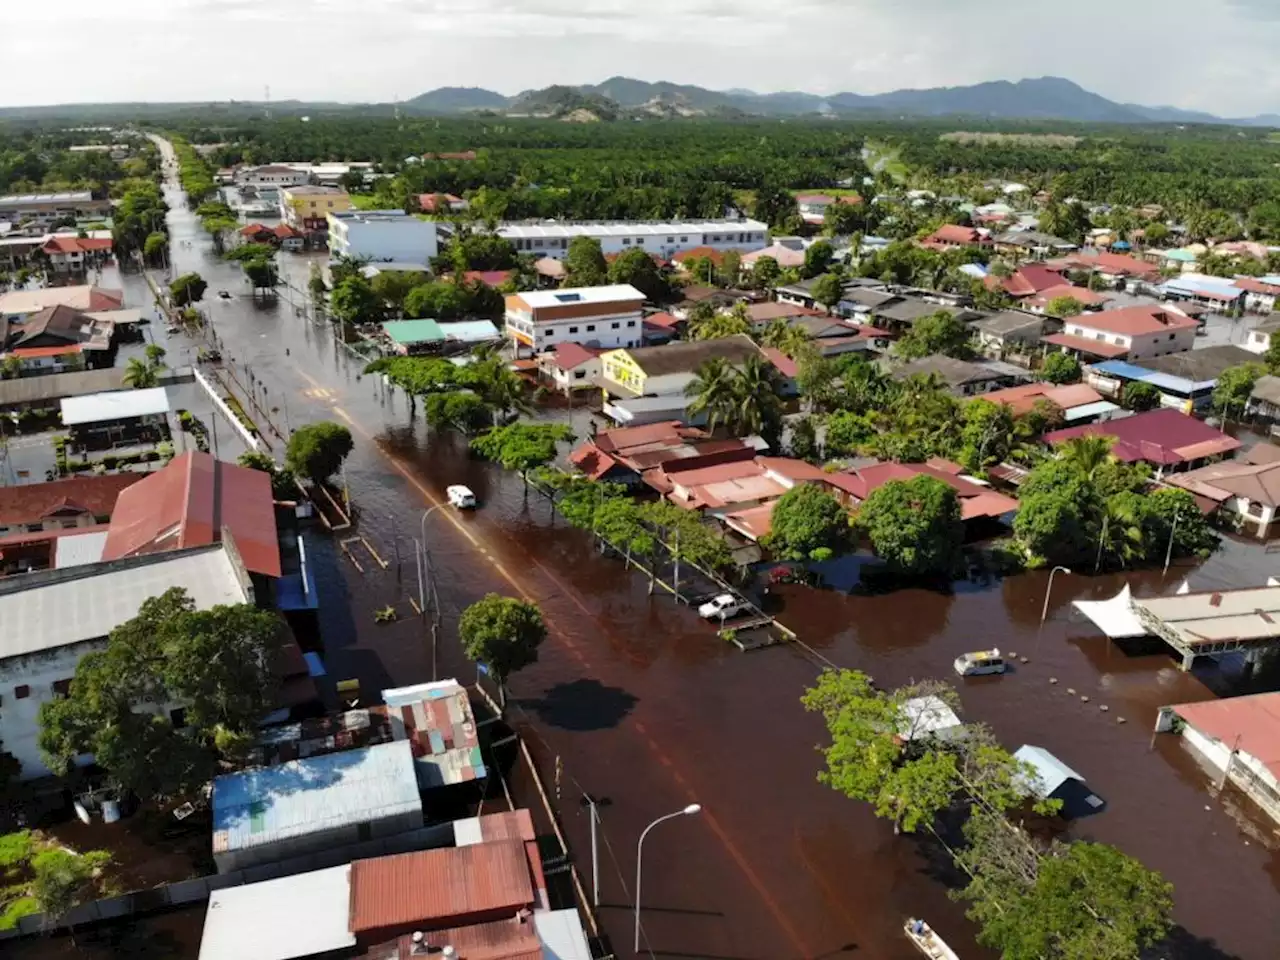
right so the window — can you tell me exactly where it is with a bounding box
[623,238,631,245]
[544,329,554,338]
[626,320,636,327]
[667,236,675,243]
[1115,337,1124,345]
[14,685,30,699]
[569,326,579,334]
[574,370,586,380]
[636,238,644,245]
[586,324,596,332]
[170,708,188,729]
[1169,333,1176,340]
[1095,333,1105,341]
[680,236,688,243]
[52,679,71,697]
[611,322,620,329]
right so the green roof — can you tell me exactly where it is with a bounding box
[383,319,444,345]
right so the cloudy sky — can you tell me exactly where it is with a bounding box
[4,0,1280,115]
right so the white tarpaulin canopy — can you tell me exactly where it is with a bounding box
[1072,584,1148,639]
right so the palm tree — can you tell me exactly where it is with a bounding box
[1059,435,1115,478]
[469,360,532,423]
[727,355,784,440]
[1096,495,1145,571]
[685,357,737,433]
[122,357,159,389]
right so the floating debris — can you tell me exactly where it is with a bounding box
[1081,695,1090,703]
[1117,717,1126,724]
[1100,705,1109,712]
[1008,650,1017,658]
[1019,657,1029,664]
[1049,677,1058,684]
[1067,687,1076,696]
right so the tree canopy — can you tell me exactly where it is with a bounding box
[855,475,964,577]
[1039,352,1081,385]
[763,484,853,562]
[458,594,546,700]
[286,421,354,484]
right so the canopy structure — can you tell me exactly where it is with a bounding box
[1072,584,1147,639]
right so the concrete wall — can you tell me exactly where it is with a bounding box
[0,640,102,779]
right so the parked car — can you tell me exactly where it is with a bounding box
[447,484,477,509]
[953,648,1007,677]
[698,594,744,620]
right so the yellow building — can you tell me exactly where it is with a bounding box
[599,336,762,399]
[280,185,352,239]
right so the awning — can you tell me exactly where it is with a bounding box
[1072,584,1148,638]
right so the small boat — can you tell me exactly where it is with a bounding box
[904,918,960,960]
[953,648,1006,677]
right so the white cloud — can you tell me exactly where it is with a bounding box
[2,0,1280,115]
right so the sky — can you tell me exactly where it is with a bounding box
[4,0,1280,115]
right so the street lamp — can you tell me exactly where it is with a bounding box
[418,503,447,680]
[634,803,701,954]
[1040,566,1071,626]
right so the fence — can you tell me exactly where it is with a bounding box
[192,366,262,453]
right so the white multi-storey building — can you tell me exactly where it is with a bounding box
[505,284,645,354]
[327,210,439,264]
[496,219,769,260]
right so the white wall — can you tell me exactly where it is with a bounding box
[504,224,769,261]
[330,218,438,264]
[1246,329,1272,355]
[506,308,642,352]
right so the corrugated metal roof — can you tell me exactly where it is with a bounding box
[534,909,593,960]
[348,840,535,935]
[198,865,354,960]
[1172,691,1280,780]
[439,320,501,342]
[383,319,444,345]
[53,530,108,568]
[212,740,421,855]
[381,680,486,787]
[60,386,169,425]
[366,916,544,960]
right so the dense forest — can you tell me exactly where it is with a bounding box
[0,127,158,198]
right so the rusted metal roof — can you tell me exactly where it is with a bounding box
[363,915,543,960]
[348,841,535,936]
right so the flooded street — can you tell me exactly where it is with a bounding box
[94,140,1280,959]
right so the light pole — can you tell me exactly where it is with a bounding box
[1040,566,1071,626]
[419,503,446,680]
[1163,507,1182,576]
[634,803,701,954]
[580,793,612,908]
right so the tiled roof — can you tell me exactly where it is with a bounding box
[622,334,761,377]
[641,311,682,330]
[925,225,989,245]
[671,245,725,265]
[41,236,113,255]
[1047,250,1160,279]
[1072,305,1198,336]
[836,460,1017,520]
[1234,277,1280,296]
[982,382,1103,415]
[759,346,797,379]
[0,474,140,525]
[746,301,825,324]
[102,452,281,578]
[1045,409,1240,466]
[1030,284,1111,307]
[548,341,600,370]
[1041,332,1130,359]
[1167,456,1280,508]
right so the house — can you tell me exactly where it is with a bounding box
[382,319,446,355]
[825,458,1018,524]
[1149,247,1202,273]
[745,301,827,328]
[1235,277,1280,315]
[1166,445,1280,537]
[504,284,645,355]
[1045,250,1162,285]
[670,246,727,275]
[238,223,276,245]
[533,256,567,284]
[985,263,1068,299]
[1025,284,1112,314]
[1155,692,1280,825]
[417,192,469,214]
[211,739,423,873]
[327,210,440,265]
[919,225,992,251]
[1044,408,1240,475]
[993,230,1078,259]
[1084,345,1259,414]
[646,453,822,515]
[0,285,123,324]
[1157,273,1245,315]
[1041,304,1198,362]
[599,334,762,399]
[871,297,987,336]
[1014,745,1104,819]
[2,303,117,375]
[0,543,255,778]
[39,235,114,273]
[890,355,1026,397]
[496,218,769,261]
[1244,314,1280,355]
[1250,375,1280,421]
[641,310,684,343]
[568,421,757,484]
[462,269,514,287]
[280,185,351,244]
[101,450,282,578]
[972,311,1055,356]
[795,193,860,225]
[236,164,311,189]
[741,243,806,270]
[0,474,140,539]
[60,386,171,453]
[982,381,1119,425]
[538,341,602,393]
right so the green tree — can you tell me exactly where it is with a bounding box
[371,270,424,315]
[565,236,607,286]
[168,272,206,307]
[285,421,354,484]
[471,422,575,476]
[38,589,280,799]
[1040,352,1081,385]
[789,414,819,461]
[895,310,972,360]
[1122,380,1161,411]
[855,475,964,577]
[122,356,159,389]
[1044,295,1084,319]
[802,241,835,279]
[458,594,547,707]
[143,230,168,264]
[607,246,669,301]
[329,274,382,325]
[750,256,781,290]
[753,185,799,229]
[1038,201,1091,245]
[824,410,877,456]
[811,273,844,314]
[237,451,297,499]
[763,484,852,562]
[31,847,113,928]
[308,262,328,304]
[1213,362,1264,420]
[425,390,491,433]
[959,398,1018,472]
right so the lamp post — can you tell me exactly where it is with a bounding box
[419,503,446,680]
[1041,566,1071,626]
[634,803,701,954]
[1163,507,1182,576]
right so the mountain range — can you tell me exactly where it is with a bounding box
[404,76,1279,127]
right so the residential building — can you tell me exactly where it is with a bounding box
[538,341,602,393]
[1235,277,1280,315]
[0,285,123,324]
[3,303,115,363]
[1045,408,1240,475]
[211,739,423,873]
[890,355,1027,397]
[744,301,826,328]
[993,230,1078,259]
[1025,284,1112,314]
[0,366,129,415]
[795,193,859,225]
[1244,314,1280,355]
[972,311,1055,357]
[1250,375,1280,421]
[1155,692,1280,824]
[417,192,469,213]
[0,474,139,540]
[504,284,645,354]
[646,452,818,514]
[822,458,1018,525]
[327,210,439,265]
[985,263,1069,300]
[1045,250,1162,284]
[381,319,501,356]
[569,421,750,485]
[1156,273,1245,314]
[741,242,806,270]
[1168,445,1280,538]
[39,235,114,273]
[869,297,987,336]
[0,543,254,778]
[280,185,351,244]
[0,191,111,226]
[1041,305,1198,362]
[496,218,769,260]
[982,381,1120,425]
[61,386,172,454]
[235,164,311,190]
[919,225,992,251]
[1084,345,1259,414]
[599,334,762,399]
[1014,745,1104,819]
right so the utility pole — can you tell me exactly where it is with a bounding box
[1163,507,1182,576]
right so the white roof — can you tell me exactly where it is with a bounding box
[497,218,767,240]
[517,284,645,308]
[1072,584,1147,638]
[1137,584,1280,644]
[1015,744,1085,798]
[198,865,354,960]
[0,191,94,204]
[0,545,250,659]
[899,695,964,740]
[54,530,108,569]
[535,909,594,960]
[61,386,169,425]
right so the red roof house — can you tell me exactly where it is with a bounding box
[1044,409,1240,468]
[826,459,1018,521]
[920,225,992,250]
[987,263,1068,298]
[1047,250,1161,281]
[463,270,514,287]
[41,236,114,257]
[101,451,281,577]
[0,474,141,533]
[1168,691,1280,784]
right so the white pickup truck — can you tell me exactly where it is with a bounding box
[698,594,744,620]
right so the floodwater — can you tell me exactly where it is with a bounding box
[72,140,1280,960]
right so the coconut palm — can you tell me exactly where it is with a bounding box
[467,359,532,423]
[1059,434,1115,478]
[122,356,159,389]
[685,357,738,433]
[727,355,784,440]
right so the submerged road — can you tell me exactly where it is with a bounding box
[135,135,1280,960]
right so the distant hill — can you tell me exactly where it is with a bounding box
[404,86,510,112]
[507,86,618,122]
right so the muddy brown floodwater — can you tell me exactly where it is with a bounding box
[63,143,1279,960]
